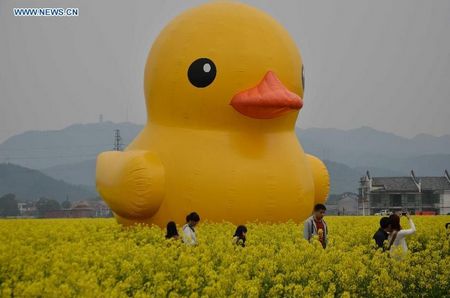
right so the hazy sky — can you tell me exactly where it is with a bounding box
[1,0,449,142]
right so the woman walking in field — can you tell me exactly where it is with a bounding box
[182,212,200,245]
[388,212,416,257]
[165,221,180,240]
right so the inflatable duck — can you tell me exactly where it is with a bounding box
[96,1,329,227]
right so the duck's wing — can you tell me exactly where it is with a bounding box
[306,154,330,205]
[96,150,165,220]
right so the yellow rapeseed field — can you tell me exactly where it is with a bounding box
[0,216,449,297]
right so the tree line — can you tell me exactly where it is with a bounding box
[0,193,71,217]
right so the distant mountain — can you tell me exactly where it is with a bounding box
[42,159,96,186]
[324,160,406,194]
[0,122,142,169]
[324,160,361,194]
[0,163,96,201]
[386,154,450,176]
[297,126,450,173]
[298,126,450,159]
[2,122,449,172]
[1,122,449,195]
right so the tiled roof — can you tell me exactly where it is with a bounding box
[420,177,450,191]
[371,176,450,192]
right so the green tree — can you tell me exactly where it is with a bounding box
[36,197,61,216]
[0,193,19,216]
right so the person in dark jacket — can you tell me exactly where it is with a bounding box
[373,217,392,250]
[233,225,247,247]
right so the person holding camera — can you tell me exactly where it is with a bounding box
[387,212,416,255]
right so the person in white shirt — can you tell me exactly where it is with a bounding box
[182,212,200,245]
[388,212,416,256]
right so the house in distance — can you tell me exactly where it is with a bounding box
[359,170,450,215]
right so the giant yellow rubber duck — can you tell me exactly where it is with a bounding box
[96,1,329,227]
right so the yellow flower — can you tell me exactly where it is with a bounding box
[0,216,449,297]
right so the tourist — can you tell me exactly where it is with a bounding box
[303,203,328,248]
[233,225,247,247]
[373,217,392,250]
[165,221,179,240]
[182,212,200,245]
[388,212,416,256]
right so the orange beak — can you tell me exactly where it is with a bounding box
[230,71,303,119]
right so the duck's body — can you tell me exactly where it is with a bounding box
[96,1,329,227]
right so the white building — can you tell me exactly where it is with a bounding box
[359,170,450,215]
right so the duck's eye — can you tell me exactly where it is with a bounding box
[188,58,216,88]
[302,65,305,91]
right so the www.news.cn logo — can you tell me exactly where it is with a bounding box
[13,8,79,17]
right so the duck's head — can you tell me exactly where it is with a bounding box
[144,1,304,131]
